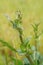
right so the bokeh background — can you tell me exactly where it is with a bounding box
[0,1,43,64]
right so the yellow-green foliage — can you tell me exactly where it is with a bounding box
[0,0,43,54]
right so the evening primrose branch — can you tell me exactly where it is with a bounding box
[10,11,35,65]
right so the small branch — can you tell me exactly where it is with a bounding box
[25,54,34,65]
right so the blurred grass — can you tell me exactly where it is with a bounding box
[0,54,5,65]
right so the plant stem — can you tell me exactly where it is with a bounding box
[18,29,34,65]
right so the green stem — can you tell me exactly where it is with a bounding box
[18,29,34,65]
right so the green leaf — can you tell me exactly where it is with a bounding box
[0,39,17,52]
[23,58,30,65]
[17,49,25,55]
[17,59,23,65]
[20,45,26,52]
[23,38,29,47]
[10,56,23,65]
[23,37,31,49]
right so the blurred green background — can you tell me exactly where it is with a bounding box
[0,0,43,55]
